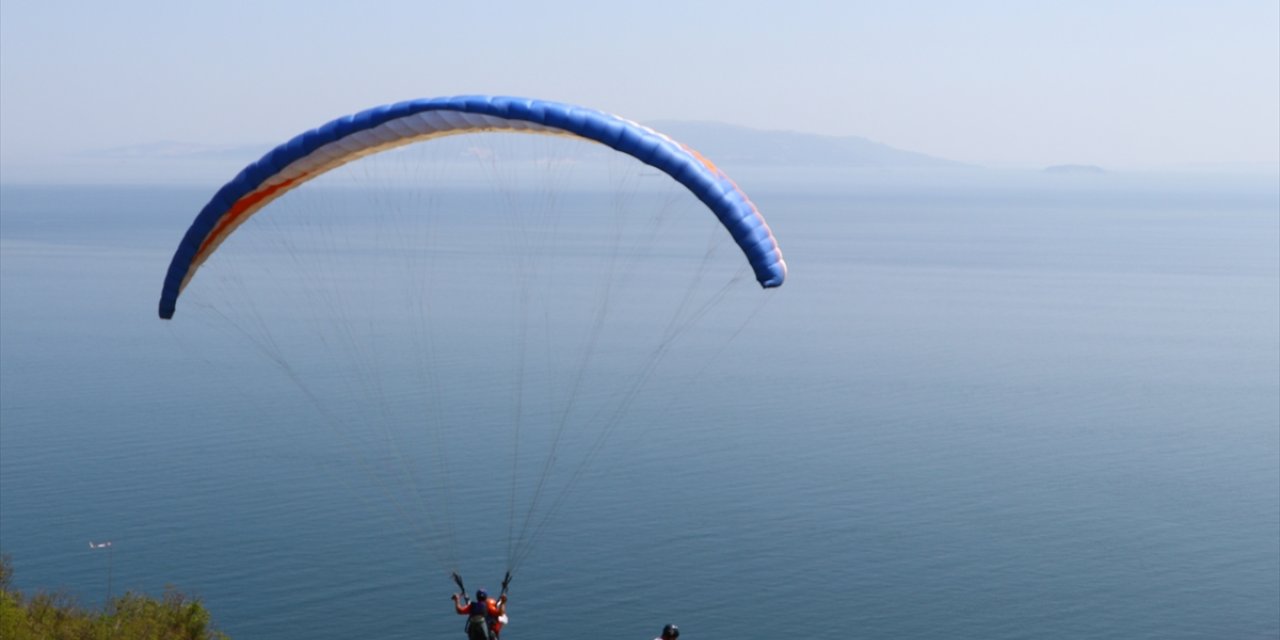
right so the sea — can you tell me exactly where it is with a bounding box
[1,168,1278,639]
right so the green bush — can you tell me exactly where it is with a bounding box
[0,554,228,640]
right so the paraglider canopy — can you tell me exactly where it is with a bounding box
[159,96,786,320]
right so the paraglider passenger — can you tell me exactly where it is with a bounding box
[485,590,508,639]
[655,623,680,640]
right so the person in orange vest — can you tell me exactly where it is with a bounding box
[487,592,509,638]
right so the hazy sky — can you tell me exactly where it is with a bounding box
[2,0,1277,178]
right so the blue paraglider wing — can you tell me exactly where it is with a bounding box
[159,96,786,319]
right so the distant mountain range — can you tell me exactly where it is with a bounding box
[647,121,965,169]
[1042,163,1107,175]
[87,122,964,171]
[84,140,271,160]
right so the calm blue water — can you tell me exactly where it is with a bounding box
[2,172,1278,639]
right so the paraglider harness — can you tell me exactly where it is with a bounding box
[454,572,511,640]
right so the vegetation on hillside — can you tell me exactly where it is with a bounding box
[0,554,227,640]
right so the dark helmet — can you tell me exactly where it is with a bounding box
[476,589,488,601]
[662,624,680,639]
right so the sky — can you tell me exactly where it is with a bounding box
[1,0,1278,181]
